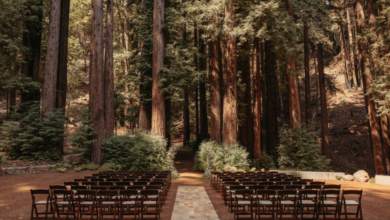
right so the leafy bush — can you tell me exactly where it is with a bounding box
[75,163,99,172]
[336,175,343,180]
[99,166,113,172]
[0,102,64,161]
[0,154,6,166]
[102,131,168,171]
[68,109,96,163]
[194,141,250,172]
[278,123,331,171]
[252,152,275,171]
[369,177,375,183]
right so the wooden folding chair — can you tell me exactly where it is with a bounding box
[255,189,276,220]
[98,190,120,219]
[140,190,161,220]
[298,189,319,219]
[229,186,247,212]
[234,189,254,220]
[30,189,53,220]
[319,190,341,220]
[76,189,98,219]
[120,189,140,220]
[52,189,76,219]
[340,190,363,219]
[276,190,298,220]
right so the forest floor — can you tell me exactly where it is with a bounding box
[0,147,389,220]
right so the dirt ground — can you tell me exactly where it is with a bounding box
[1,153,390,219]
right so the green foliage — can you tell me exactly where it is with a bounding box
[102,131,168,171]
[0,102,64,161]
[194,141,250,172]
[56,168,66,173]
[99,166,113,173]
[252,152,276,171]
[68,109,96,163]
[336,175,343,180]
[0,154,7,166]
[278,122,331,171]
[75,162,99,172]
[369,177,375,183]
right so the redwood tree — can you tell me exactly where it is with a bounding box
[151,0,166,137]
[105,0,115,138]
[90,0,105,165]
[222,0,238,145]
[42,0,61,114]
[304,22,311,124]
[253,37,261,159]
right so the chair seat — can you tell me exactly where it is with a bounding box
[326,195,337,198]
[144,201,157,205]
[237,201,251,205]
[253,195,263,198]
[301,200,315,205]
[280,200,294,205]
[35,200,51,205]
[307,195,317,198]
[102,201,116,205]
[80,201,94,205]
[235,195,243,199]
[322,201,336,205]
[149,195,158,199]
[123,201,136,205]
[74,195,86,199]
[57,201,72,205]
[259,200,272,205]
[287,194,297,198]
[342,200,359,205]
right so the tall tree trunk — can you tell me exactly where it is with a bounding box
[56,0,70,110]
[182,23,190,146]
[9,90,16,112]
[304,22,311,125]
[90,0,105,165]
[380,115,390,174]
[209,19,222,143]
[360,0,385,174]
[253,37,261,159]
[165,98,171,147]
[194,22,199,142]
[42,0,61,114]
[261,42,267,153]
[346,9,358,89]
[338,21,352,89]
[283,0,301,129]
[222,0,238,145]
[105,0,115,138]
[317,43,330,159]
[240,41,254,154]
[151,0,166,136]
[199,31,208,138]
[266,41,278,160]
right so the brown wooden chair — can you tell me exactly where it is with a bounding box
[30,189,53,220]
[229,186,247,212]
[298,189,319,219]
[318,190,341,220]
[234,189,254,220]
[254,189,276,220]
[98,190,120,219]
[52,189,76,219]
[120,189,140,220]
[340,190,363,219]
[140,190,161,220]
[223,181,240,205]
[76,189,98,219]
[276,190,298,220]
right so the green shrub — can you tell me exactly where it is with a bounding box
[336,175,343,180]
[68,109,96,163]
[0,102,64,161]
[369,177,375,183]
[252,152,275,171]
[102,131,168,171]
[75,162,99,172]
[0,154,6,166]
[99,166,113,172]
[278,122,331,171]
[194,141,250,172]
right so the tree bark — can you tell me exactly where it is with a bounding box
[261,42,267,153]
[253,37,261,159]
[346,9,358,89]
[105,0,115,138]
[42,0,61,115]
[317,43,330,159]
[304,22,311,125]
[209,20,222,143]
[199,33,208,137]
[283,0,301,129]
[222,0,238,145]
[56,0,70,110]
[151,0,166,137]
[265,41,277,160]
[380,115,390,174]
[338,21,352,89]
[360,0,385,174]
[90,0,105,165]
[194,22,199,142]
[240,40,254,154]
[182,22,190,146]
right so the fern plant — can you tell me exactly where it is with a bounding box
[278,122,331,171]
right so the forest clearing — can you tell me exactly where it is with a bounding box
[1,0,390,219]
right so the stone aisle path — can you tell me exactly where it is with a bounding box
[171,186,219,220]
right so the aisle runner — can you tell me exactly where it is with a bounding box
[171,186,219,220]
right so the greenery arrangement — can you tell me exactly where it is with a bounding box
[102,131,168,171]
[194,141,250,173]
[0,102,65,161]
[0,154,7,166]
[278,123,331,171]
[252,152,276,171]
